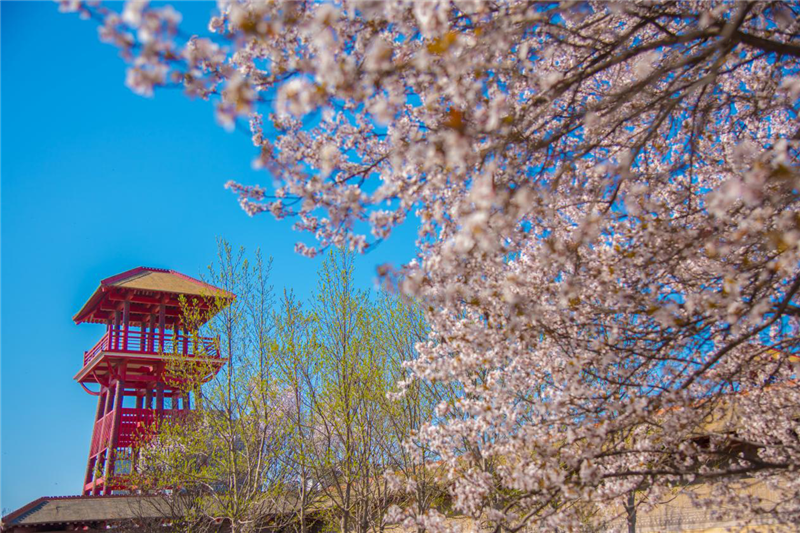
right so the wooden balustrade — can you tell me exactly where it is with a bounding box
[83,329,221,366]
[90,408,186,454]
[117,407,184,447]
[89,411,114,457]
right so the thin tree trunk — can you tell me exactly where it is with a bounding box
[625,491,636,533]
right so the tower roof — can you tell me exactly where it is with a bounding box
[73,267,233,325]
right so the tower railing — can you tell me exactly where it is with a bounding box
[89,409,188,455]
[83,329,222,366]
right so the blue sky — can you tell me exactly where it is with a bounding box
[0,2,417,513]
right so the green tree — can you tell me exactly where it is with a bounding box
[272,288,325,533]
[132,245,440,533]
[134,240,292,533]
[301,248,390,533]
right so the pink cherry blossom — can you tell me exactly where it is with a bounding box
[65,1,800,529]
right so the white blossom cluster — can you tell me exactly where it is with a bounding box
[62,0,800,530]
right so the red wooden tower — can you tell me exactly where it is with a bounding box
[73,267,233,496]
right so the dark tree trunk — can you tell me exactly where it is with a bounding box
[625,491,636,533]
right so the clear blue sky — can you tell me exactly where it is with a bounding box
[0,2,417,513]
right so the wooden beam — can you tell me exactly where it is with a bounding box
[88,310,112,321]
[115,374,164,383]
[100,301,183,317]
[107,291,211,308]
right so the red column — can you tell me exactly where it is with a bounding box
[158,304,166,352]
[106,319,113,351]
[148,314,156,352]
[83,388,107,495]
[103,379,125,494]
[156,381,164,412]
[104,384,114,414]
[122,300,130,351]
[95,388,114,493]
[113,311,121,350]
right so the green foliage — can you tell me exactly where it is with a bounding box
[131,243,442,533]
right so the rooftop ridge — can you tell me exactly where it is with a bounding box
[100,266,171,286]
